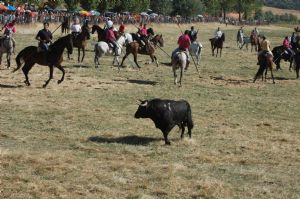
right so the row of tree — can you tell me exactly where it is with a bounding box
[12,0,263,21]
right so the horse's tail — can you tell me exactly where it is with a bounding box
[14,46,36,73]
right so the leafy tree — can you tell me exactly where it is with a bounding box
[172,0,206,17]
[64,0,80,11]
[80,0,99,10]
[150,0,173,15]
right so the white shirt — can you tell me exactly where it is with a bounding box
[215,30,222,38]
[71,24,81,33]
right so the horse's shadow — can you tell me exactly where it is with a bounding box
[88,135,161,145]
[0,84,23,89]
[113,79,158,85]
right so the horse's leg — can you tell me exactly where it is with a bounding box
[173,67,177,85]
[133,52,141,68]
[220,48,222,57]
[22,62,34,86]
[296,63,300,79]
[216,48,218,57]
[77,48,81,63]
[56,64,65,84]
[269,66,275,84]
[43,65,54,88]
[289,58,293,72]
[120,52,129,67]
[81,47,85,63]
[179,67,183,87]
[149,54,158,67]
[0,52,2,66]
[7,52,10,68]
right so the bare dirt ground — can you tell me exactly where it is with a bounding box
[0,23,299,199]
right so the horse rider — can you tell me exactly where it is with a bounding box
[251,27,259,37]
[36,22,53,52]
[70,17,81,40]
[172,30,191,70]
[214,27,222,45]
[0,19,16,53]
[282,36,294,59]
[137,23,150,51]
[238,26,244,44]
[257,35,273,66]
[291,32,299,50]
[189,26,197,42]
[119,22,125,34]
[105,20,118,56]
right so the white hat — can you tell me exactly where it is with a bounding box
[106,20,113,28]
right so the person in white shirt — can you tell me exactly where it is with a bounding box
[70,17,81,39]
[215,27,222,39]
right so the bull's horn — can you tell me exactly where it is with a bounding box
[140,101,148,107]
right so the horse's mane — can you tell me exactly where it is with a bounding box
[49,34,71,49]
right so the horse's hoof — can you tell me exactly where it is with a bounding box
[42,84,47,88]
[57,80,62,84]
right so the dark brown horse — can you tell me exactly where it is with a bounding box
[120,34,164,68]
[68,25,90,62]
[250,34,259,52]
[253,52,275,84]
[91,25,106,42]
[14,34,73,88]
[294,50,300,79]
[209,33,225,57]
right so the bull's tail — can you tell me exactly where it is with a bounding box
[186,102,194,130]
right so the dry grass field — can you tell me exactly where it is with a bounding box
[0,22,300,199]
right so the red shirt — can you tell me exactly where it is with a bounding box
[178,34,191,50]
[139,27,148,36]
[283,38,291,48]
[4,23,16,33]
[119,24,125,33]
[106,28,116,42]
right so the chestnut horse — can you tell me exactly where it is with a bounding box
[14,34,73,88]
[120,34,164,68]
[250,34,259,52]
[253,51,275,84]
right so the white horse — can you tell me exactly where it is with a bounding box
[0,30,14,68]
[172,51,188,86]
[189,41,202,65]
[94,33,132,68]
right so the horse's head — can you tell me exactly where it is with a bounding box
[147,28,155,36]
[82,25,91,40]
[66,34,73,54]
[91,25,97,34]
[221,33,225,42]
[152,34,164,47]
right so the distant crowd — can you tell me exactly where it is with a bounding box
[0,10,270,26]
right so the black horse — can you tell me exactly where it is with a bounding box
[61,16,70,34]
[293,50,300,79]
[209,33,225,57]
[91,25,106,42]
[14,34,73,88]
[272,45,295,71]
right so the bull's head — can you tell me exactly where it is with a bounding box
[134,100,149,118]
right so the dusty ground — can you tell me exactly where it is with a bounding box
[0,23,299,199]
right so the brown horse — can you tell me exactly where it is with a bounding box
[250,34,259,52]
[253,52,275,84]
[209,33,225,57]
[14,34,73,88]
[120,34,164,68]
[68,25,90,63]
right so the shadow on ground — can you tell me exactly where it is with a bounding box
[0,84,23,89]
[113,79,158,85]
[88,135,161,145]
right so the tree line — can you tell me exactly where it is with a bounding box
[12,0,263,21]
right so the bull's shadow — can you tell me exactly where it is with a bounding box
[88,135,161,145]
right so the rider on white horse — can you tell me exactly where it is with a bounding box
[105,20,119,56]
[172,30,191,70]
[1,20,16,53]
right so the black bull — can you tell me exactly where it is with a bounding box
[134,99,194,145]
